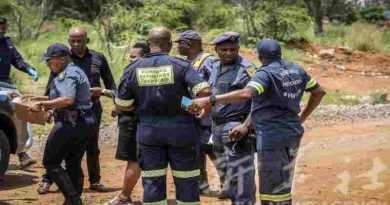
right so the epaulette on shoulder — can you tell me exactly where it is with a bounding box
[170,56,191,67]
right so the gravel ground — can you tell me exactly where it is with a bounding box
[305,103,390,128]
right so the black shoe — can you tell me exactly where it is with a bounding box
[217,190,228,200]
[63,197,83,205]
[199,188,219,197]
[90,183,110,192]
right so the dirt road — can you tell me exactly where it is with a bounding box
[1,117,390,205]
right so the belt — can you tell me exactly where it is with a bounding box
[213,115,246,125]
[54,109,92,125]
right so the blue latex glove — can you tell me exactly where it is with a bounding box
[27,67,39,81]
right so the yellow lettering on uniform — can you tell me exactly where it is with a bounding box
[136,65,175,86]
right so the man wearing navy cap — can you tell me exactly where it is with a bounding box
[207,32,257,204]
[0,16,39,169]
[175,30,221,196]
[189,38,326,205]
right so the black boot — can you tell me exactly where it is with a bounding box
[63,196,83,205]
[47,167,78,201]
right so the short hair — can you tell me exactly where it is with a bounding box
[0,17,7,24]
[133,43,150,56]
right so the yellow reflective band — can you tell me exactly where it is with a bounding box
[176,200,200,205]
[192,53,212,70]
[172,169,200,178]
[192,82,210,96]
[305,78,317,90]
[115,98,134,107]
[136,65,174,86]
[142,168,167,178]
[143,200,168,205]
[247,81,264,94]
[260,193,292,202]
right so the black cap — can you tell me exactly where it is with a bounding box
[212,32,240,45]
[0,17,7,24]
[41,43,70,61]
[175,30,202,42]
[256,38,282,60]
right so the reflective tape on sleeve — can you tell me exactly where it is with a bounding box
[192,82,210,96]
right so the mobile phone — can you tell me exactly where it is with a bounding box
[181,96,193,108]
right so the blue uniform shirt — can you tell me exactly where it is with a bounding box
[246,60,319,149]
[209,56,256,121]
[0,37,31,83]
[116,52,209,118]
[49,63,92,109]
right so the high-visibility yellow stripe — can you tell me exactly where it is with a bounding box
[247,81,264,94]
[143,199,168,205]
[142,168,167,178]
[115,98,134,107]
[260,193,292,202]
[172,169,200,178]
[176,200,200,205]
[192,82,210,96]
[192,53,212,70]
[305,78,317,90]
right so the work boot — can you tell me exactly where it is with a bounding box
[63,196,83,205]
[37,182,51,194]
[199,187,219,197]
[217,190,229,200]
[90,182,110,192]
[18,152,37,169]
[105,193,133,205]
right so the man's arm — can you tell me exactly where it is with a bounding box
[300,86,326,123]
[100,54,117,90]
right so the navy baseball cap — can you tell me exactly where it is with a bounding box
[256,38,282,60]
[212,32,240,45]
[175,30,202,42]
[41,43,70,61]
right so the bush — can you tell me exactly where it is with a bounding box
[346,23,382,52]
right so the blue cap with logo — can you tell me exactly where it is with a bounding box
[175,30,202,42]
[212,32,240,45]
[41,43,70,61]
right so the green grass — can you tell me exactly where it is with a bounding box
[302,90,361,106]
[314,23,389,53]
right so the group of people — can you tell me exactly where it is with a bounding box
[1,15,326,205]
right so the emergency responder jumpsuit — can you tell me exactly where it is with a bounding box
[116,52,210,205]
[44,62,95,205]
[245,39,320,205]
[210,55,256,204]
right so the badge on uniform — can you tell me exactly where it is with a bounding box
[246,66,256,77]
[58,72,66,81]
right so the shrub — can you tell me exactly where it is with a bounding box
[346,23,382,52]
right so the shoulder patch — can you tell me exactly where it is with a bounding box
[171,56,191,67]
[58,72,66,82]
[246,65,256,77]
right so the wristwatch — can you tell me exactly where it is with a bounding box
[209,95,217,106]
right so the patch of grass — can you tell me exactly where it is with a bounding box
[282,47,303,64]
[346,23,383,52]
[302,90,361,106]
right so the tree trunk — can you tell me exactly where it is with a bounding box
[313,0,323,34]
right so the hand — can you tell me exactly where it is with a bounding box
[90,87,104,97]
[111,107,118,118]
[187,97,210,114]
[228,124,249,141]
[27,68,39,81]
[28,102,42,112]
[44,110,53,123]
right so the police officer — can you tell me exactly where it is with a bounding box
[39,27,116,194]
[115,27,211,205]
[0,16,39,169]
[189,38,326,205]
[106,42,150,205]
[29,43,96,205]
[175,30,220,196]
[206,32,256,204]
